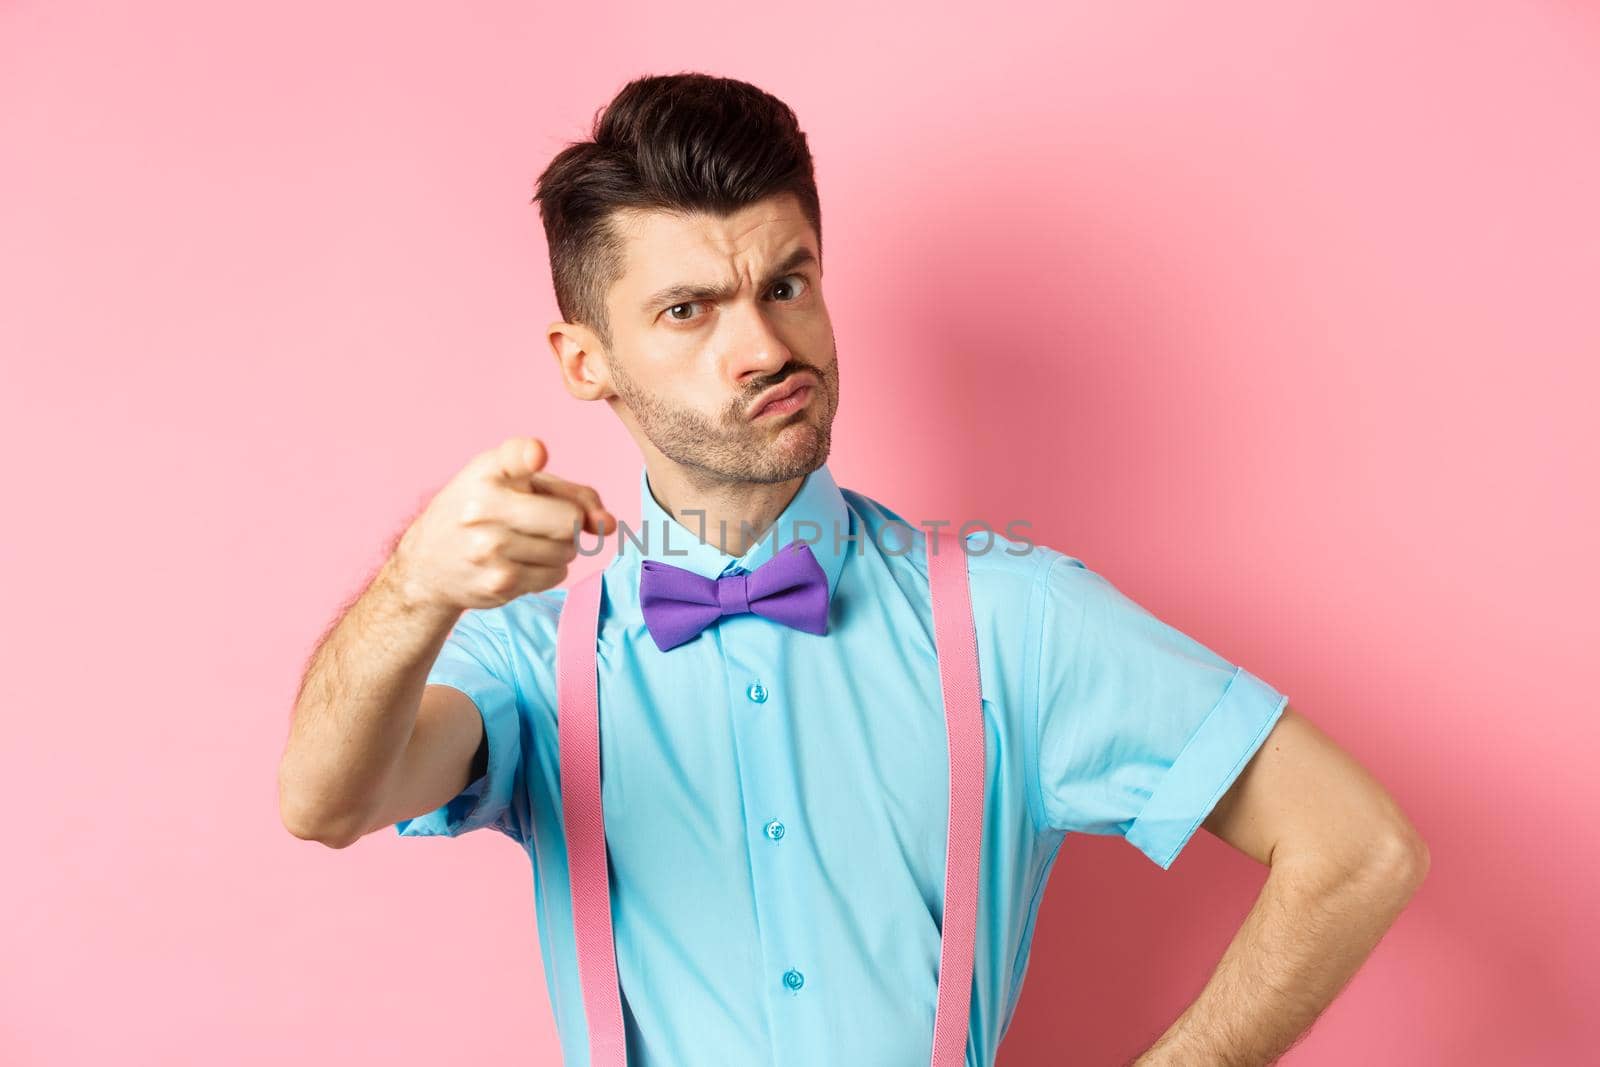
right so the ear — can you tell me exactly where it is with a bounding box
[548,321,615,402]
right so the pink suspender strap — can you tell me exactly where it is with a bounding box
[556,569,623,1064]
[556,529,984,1066]
[926,528,984,1067]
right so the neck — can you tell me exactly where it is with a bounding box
[643,459,806,558]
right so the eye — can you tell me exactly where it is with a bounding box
[769,274,810,302]
[665,302,701,322]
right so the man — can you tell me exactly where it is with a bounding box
[279,72,1429,1066]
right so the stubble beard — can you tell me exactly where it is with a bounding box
[611,355,840,487]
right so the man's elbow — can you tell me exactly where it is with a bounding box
[280,800,364,848]
[278,766,367,849]
[1385,824,1431,888]
[1356,823,1431,901]
[1275,819,1430,899]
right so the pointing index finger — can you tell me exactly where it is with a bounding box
[492,437,547,484]
[521,470,615,537]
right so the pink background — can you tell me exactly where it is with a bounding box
[3,2,1596,1063]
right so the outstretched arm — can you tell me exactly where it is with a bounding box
[1130,706,1430,1066]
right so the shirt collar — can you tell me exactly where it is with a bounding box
[612,461,850,606]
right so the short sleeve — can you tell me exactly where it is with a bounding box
[394,608,525,843]
[1033,552,1289,869]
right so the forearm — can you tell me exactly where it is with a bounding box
[278,553,461,844]
[1130,840,1429,1066]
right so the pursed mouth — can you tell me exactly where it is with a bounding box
[747,374,819,419]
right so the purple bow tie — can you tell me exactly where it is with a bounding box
[638,539,830,652]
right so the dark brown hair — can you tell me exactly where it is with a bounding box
[532,72,823,349]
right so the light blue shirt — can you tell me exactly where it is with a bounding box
[396,462,1289,1066]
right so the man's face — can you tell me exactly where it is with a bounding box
[595,192,839,485]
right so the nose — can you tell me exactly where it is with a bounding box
[723,302,794,389]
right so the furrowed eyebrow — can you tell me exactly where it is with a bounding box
[641,246,818,315]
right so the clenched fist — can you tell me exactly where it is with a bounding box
[389,437,616,612]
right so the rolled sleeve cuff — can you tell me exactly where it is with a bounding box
[393,673,520,841]
[1125,666,1289,870]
